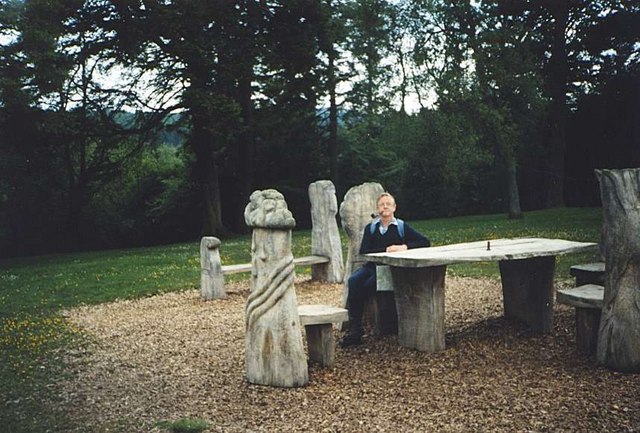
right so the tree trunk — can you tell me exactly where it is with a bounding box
[506,157,523,219]
[465,9,523,219]
[595,168,640,372]
[65,182,85,251]
[229,0,258,234]
[328,44,339,185]
[190,117,227,237]
[543,0,569,208]
[232,70,254,234]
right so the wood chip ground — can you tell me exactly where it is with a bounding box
[58,276,640,432]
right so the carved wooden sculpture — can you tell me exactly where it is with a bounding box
[308,180,344,283]
[200,236,225,299]
[596,169,640,372]
[244,189,308,387]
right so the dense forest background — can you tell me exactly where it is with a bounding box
[1,0,638,258]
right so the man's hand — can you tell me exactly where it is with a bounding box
[386,244,408,253]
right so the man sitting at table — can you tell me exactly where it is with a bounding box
[340,192,431,347]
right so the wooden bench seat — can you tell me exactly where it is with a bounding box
[298,304,348,367]
[569,262,605,286]
[222,255,330,275]
[557,284,604,356]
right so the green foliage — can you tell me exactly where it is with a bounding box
[254,1,327,197]
[87,144,199,248]
[397,107,496,218]
[2,0,638,259]
[338,111,410,191]
[341,0,396,117]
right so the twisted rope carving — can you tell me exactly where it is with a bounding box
[246,255,295,330]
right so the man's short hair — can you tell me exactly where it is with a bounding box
[377,192,396,205]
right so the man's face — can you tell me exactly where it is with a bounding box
[377,196,396,218]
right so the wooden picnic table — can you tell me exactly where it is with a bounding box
[365,238,598,352]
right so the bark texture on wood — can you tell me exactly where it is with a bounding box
[596,169,640,372]
[200,236,225,300]
[308,180,344,283]
[244,190,308,387]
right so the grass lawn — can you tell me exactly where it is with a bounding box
[0,207,602,432]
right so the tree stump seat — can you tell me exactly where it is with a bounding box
[557,284,604,356]
[569,262,605,286]
[298,304,348,367]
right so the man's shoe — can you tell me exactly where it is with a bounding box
[339,332,363,347]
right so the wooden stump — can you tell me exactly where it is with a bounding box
[499,256,556,333]
[595,169,640,372]
[391,266,446,352]
[570,262,605,286]
[557,284,604,356]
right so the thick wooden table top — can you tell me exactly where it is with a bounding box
[365,237,598,268]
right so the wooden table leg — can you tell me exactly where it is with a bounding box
[499,256,556,333]
[391,266,446,352]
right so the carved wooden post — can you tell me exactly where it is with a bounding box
[308,180,344,283]
[200,236,225,299]
[244,189,308,387]
[595,169,640,372]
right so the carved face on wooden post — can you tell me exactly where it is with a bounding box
[245,189,296,293]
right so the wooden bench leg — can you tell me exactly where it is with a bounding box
[576,307,601,356]
[304,324,335,367]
